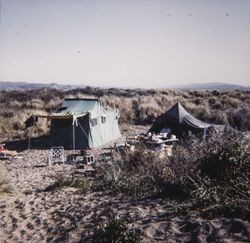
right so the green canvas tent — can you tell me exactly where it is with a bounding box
[49,98,121,149]
[149,102,235,137]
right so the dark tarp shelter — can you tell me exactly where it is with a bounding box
[148,102,236,137]
[49,98,121,149]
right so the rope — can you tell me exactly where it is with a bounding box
[78,121,92,143]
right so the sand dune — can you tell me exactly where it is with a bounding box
[0,150,249,242]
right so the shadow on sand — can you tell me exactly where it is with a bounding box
[4,135,50,152]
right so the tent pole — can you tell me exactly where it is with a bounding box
[28,127,31,150]
[73,120,75,151]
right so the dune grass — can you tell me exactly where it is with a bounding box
[0,87,249,140]
[95,134,250,218]
[0,166,14,195]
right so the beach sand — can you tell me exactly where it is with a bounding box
[0,149,249,242]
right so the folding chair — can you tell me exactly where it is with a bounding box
[48,146,65,166]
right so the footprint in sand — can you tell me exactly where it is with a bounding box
[26,222,34,230]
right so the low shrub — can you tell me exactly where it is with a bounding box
[93,218,142,243]
[227,108,250,131]
[169,134,250,216]
[44,174,92,193]
[97,147,176,199]
[0,166,14,194]
[198,135,249,182]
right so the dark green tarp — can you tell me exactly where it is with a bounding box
[148,102,236,137]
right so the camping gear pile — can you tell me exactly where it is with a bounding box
[0,144,18,159]
[126,131,178,157]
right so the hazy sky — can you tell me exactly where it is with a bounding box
[0,0,250,88]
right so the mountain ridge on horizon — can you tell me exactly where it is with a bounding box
[0,81,249,91]
[171,82,250,91]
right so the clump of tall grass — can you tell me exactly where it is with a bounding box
[227,108,250,131]
[96,147,176,199]
[169,134,250,217]
[44,173,92,193]
[93,217,142,243]
[0,166,14,194]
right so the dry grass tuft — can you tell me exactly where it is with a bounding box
[93,218,142,243]
[0,166,14,195]
[44,173,92,193]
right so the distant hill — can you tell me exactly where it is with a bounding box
[173,82,250,91]
[0,81,85,90]
[0,81,249,91]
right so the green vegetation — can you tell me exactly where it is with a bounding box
[44,173,92,193]
[96,134,250,218]
[167,135,249,218]
[97,148,175,199]
[93,218,142,243]
[0,166,14,194]
[0,87,249,140]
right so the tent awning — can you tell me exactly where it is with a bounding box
[48,112,88,119]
